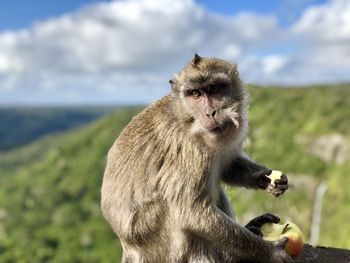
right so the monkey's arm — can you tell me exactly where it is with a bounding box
[222,155,288,197]
[182,203,292,262]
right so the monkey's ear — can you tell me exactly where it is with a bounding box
[191,53,202,66]
[169,78,177,91]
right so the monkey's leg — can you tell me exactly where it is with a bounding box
[215,187,238,262]
[222,155,288,197]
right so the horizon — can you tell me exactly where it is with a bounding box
[0,0,349,105]
[0,82,349,107]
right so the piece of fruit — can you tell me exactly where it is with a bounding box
[261,222,304,258]
[266,170,283,186]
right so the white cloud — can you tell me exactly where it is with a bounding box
[239,0,350,85]
[0,0,279,75]
[293,0,350,42]
[262,55,289,75]
[279,0,350,84]
[0,0,281,104]
[0,0,349,104]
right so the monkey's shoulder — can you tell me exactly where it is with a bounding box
[123,95,175,132]
[111,95,177,152]
[138,95,175,122]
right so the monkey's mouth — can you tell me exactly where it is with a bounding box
[209,123,229,134]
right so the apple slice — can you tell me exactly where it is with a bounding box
[266,170,283,186]
[261,221,304,258]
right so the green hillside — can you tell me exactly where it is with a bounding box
[0,107,116,152]
[0,86,349,262]
[0,107,142,262]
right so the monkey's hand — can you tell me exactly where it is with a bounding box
[246,217,294,263]
[245,213,280,236]
[270,237,294,263]
[257,170,289,197]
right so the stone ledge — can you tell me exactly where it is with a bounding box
[239,244,350,263]
[295,244,350,263]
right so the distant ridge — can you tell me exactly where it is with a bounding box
[0,106,117,151]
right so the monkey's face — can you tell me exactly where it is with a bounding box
[183,82,237,133]
[172,55,247,139]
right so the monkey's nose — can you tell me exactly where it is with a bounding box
[206,110,216,118]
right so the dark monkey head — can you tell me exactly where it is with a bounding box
[170,54,248,147]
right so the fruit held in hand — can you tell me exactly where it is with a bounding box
[261,222,304,258]
[266,170,283,186]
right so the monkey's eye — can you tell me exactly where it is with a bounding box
[189,89,202,98]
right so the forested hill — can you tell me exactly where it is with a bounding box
[0,107,117,151]
[0,85,349,262]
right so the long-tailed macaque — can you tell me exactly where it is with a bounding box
[101,54,292,263]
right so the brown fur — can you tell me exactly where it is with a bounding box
[101,55,292,263]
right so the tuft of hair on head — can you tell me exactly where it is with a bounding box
[191,53,202,67]
[228,63,238,77]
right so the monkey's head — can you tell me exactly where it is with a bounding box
[170,54,248,145]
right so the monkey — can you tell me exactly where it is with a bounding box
[101,54,292,263]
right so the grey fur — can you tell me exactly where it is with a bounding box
[101,56,292,263]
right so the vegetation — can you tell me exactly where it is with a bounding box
[0,85,349,262]
[0,107,116,151]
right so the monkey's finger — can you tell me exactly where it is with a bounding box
[270,189,285,197]
[246,226,262,236]
[246,213,280,228]
[274,178,288,185]
[281,173,288,179]
[276,184,289,191]
[258,213,280,225]
[268,188,287,197]
[264,213,280,223]
[277,250,294,263]
[273,236,289,248]
[257,174,271,189]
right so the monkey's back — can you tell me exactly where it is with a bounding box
[101,95,183,260]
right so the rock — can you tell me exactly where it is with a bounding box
[238,244,350,263]
[294,133,349,165]
[295,244,350,263]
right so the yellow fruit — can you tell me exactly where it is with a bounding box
[261,222,304,258]
[266,170,283,186]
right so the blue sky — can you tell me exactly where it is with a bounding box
[0,0,326,30]
[198,0,326,25]
[0,0,102,30]
[0,0,349,105]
